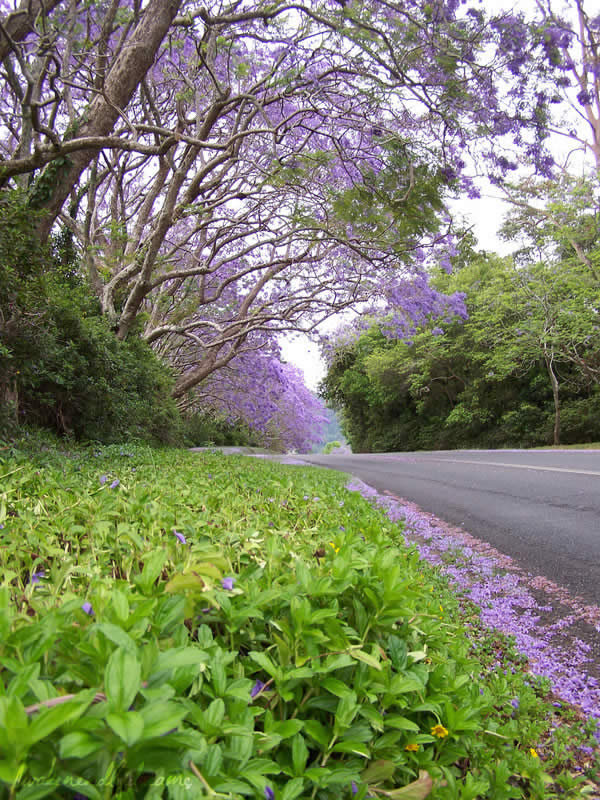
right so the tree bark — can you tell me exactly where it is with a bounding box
[544,346,561,446]
[33,0,183,241]
[0,0,63,63]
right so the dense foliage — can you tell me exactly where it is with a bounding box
[0,190,181,444]
[0,0,581,403]
[0,438,597,798]
[321,248,600,452]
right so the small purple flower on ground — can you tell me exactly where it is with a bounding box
[221,576,235,591]
[251,679,265,698]
[351,781,358,795]
[173,530,186,544]
[81,602,93,615]
[511,698,519,709]
[99,475,108,485]
[110,479,119,489]
[30,570,45,584]
[264,787,275,800]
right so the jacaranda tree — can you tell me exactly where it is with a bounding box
[0,0,584,432]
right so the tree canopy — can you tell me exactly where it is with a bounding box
[1,0,598,447]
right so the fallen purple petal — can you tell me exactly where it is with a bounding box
[345,478,600,736]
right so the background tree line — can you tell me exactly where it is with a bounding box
[321,218,600,451]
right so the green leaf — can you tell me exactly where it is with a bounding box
[291,734,309,776]
[334,692,358,734]
[111,589,130,624]
[59,731,103,759]
[248,651,281,680]
[321,677,353,698]
[303,719,330,749]
[28,691,96,744]
[332,739,370,757]
[104,649,141,712]
[59,775,102,800]
[165,572,205,593]
[387,635,408,670]
[271,719,303,739]
[361,760,396,782]
[281,777,305,800]
[106,710,144,746]
[385,715,420,732]
[94,622,136,653]
[139,701,187,738]
[205,698,225,730]
[136,550,166,593]
[0,759,22,784]
[16,782,60,799]
[358,705,384,732]
[350,649,382,670]
[152,646,209,674]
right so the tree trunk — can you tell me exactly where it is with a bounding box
[544,347,560,446]
[0,0,63,63]
[33,0,183,241]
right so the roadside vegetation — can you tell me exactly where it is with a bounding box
[321,237,600,453]
[0,433,598,799]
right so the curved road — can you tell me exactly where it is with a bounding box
[299,449,600,607]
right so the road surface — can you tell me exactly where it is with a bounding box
[299,449,600,607]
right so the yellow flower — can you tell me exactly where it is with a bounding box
[328,542,340,554]
[405,743,419,752]
[529,748,538,758]
[431,724,449,738]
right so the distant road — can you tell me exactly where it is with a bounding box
[298,450,600,607]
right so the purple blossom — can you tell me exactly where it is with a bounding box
[173,530,186,544]
[576,89,593,107]
[511,698,520,709]
[30,570,45,584]
[264,787,275,800]
[81,602,94,615]
[221,576,235,591]
[99,475,108,485]
[251,679,265,698]
[351,781,358,795]
[110,479,120,489]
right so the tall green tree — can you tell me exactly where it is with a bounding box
[321,250,600,451]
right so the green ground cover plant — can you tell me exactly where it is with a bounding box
[0,435,597,799]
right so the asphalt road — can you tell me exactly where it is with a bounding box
[299,449,600,607]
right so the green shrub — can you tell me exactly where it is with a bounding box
[0,443,596,798]
[181,412,261,448]
[0,189,180,445]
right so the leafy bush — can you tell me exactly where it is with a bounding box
[181,413,262,448]
[0,442,596,798]
[0,189,181,445]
